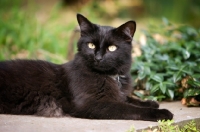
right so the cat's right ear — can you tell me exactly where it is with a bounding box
[77,14,96,35]
[116,21,136,42]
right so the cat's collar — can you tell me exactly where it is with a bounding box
[109,75,126,88]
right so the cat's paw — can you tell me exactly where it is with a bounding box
[155,109,173,121]
[146,100,159,109]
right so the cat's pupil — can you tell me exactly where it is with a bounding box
[108,45,117,52]
[88,43,95,49]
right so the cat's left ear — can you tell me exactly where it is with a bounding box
[116,21,136,42]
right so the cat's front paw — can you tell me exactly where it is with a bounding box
[146,100,159,109]
[155,109,173,121]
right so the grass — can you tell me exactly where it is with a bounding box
[0,0,78,63]
[127,120,200,132]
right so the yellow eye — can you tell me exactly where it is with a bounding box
[88,43,95,49]
[108,45,117,52]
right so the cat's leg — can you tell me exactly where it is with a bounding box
[35,96,64,117]
[71,101,173,121]
[126,96,159,108]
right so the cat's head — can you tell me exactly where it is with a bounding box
[76,14,136,75]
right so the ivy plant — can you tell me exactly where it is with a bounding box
[132,18,200,102]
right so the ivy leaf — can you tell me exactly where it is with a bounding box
[145,82,152,91]
[138,70,146,80]
[156,95,166,101]
[192,74,200,78]
[138,66,150,80]
[173,71,182,83]
[167,65,179,71]
[167,89,174,99]
[150,84,159,94]
[182,49,190,59]
[134,91,144,98]
[184,89,200,97]
[187,79,200,87]
[159,82,166,94]
[151,74,163,82]
[145,96,157,101]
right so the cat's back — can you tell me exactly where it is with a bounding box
[0,59,58,72]
[0,59,59,76]
[0,60,61,89]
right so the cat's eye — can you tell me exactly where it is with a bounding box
[108,45,117,52]
[88,43,95,49]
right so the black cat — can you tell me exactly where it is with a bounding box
[0,14,173,121]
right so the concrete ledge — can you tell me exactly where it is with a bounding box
[0,102,199,132]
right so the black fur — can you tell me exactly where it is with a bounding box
[0,14,173,121]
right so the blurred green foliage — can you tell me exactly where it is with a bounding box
[132,19,200,101]
[1,0,200,63]
[142,0,200,27]
[0,0,77,63]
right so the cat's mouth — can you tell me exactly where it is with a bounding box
[93,61,114,72]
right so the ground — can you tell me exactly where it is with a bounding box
[0,102,199,132]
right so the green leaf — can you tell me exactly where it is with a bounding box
[182,49,190,59]
[167,89,174,99]
[151,74,163,82]
[144,96,157,101]
[173,71,182,83]
[150,84,159,94]
[193,74,200,78]
[138,70,146,80]
[145,82,152,91]
[187,79,200,87]
[184,89,200,97]
[156,95,166,101]
[167,65,179,71]
[138,66,150,80]
[159,82,166,94]
[155,54,169,61]
[134,91,144,98]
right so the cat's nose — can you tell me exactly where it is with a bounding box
[95,53,103,62]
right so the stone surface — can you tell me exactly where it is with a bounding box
[0,101,199,132]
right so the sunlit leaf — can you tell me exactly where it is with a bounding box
[145,82,152,91]
[150,84,159,93]
[159,82,166,94]
[134,91,144,98]
[138,70,146,80]
[182,49,190,59]
[173,71,182,83]
[167,89,174,99]
[151,74,163,82]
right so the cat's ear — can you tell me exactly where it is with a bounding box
[116,21,136,42]
[77,14,97,35]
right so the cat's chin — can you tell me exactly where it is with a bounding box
[91,65,117,75]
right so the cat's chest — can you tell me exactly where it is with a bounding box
[70,72,127,103]
[72,72,122,91]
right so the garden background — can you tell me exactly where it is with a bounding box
[0,0,200,105]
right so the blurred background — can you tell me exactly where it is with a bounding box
[0,0,200,63]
